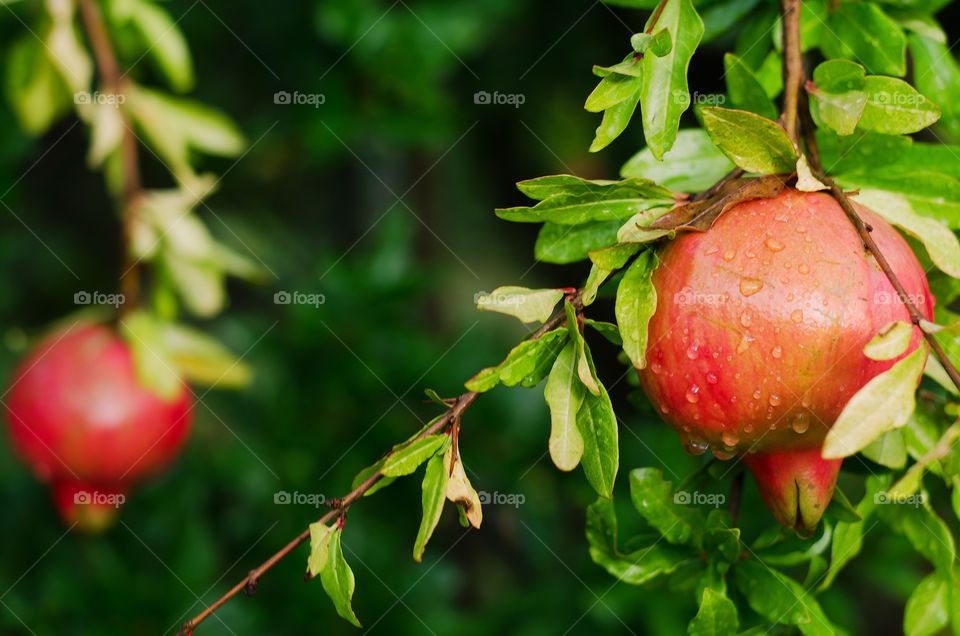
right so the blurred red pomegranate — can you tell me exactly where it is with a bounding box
[6,322,193,530]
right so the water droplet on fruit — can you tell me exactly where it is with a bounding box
[796,225,806,233]
[740,311,752,327]
[661,404,670,414]
[765,237,785,252]
[798,263,810,274]
[722,249,736,261]
[685,438,708,455]
[771,346,782,359]
[739,278,763,296]
[721,430,739,447]
[784,262,792,269]
[686,344,699,360]
[752,389,762,400]
[791,309,803,323]
[769,394,782,406]
[713,449,735,460]
[651,361,663,374]
[746,251,756,259]
[686,385,700,403]
[737,336,752,353]
[744,423,754,433]
[792,412,810,434]
[781,277,789,284]
[705,246,719,255]
[706,372,718,385]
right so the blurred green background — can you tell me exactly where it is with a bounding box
[0,1,956,634]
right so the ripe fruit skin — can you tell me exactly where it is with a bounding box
[638,188,932,530]
[6,323,192,528]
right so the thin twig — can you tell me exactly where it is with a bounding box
[177,292,585,635]
[77,0,141,311]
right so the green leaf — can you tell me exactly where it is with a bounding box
[350,458,395,497]
[864,321,914,361]
[307,522,334,578]
[734,560,836,635]
[853,189,960,277]
[809,81,868,136]
[413,453,447,562]
[596,52,645,77]
[688,588,739,636]
[466,329,569,394]
[380,434,447,477]
[837,173,960,229]
[639,0,704,159]
[465,367,499,393]
[858,76,941,135]
[566,301,601,396]
[577,369,619,498]
[812,59,866,93]
[586,498,697,584]
[585,73,643,112]
[821,475,888,590]
[904,573,950,636]
[157,321,253,388]
[876,495,956,572]
[700,0,761,44]
[620,128,734,193]
[319,527,362,627]
[820,3,907,76]
[822,346,925,459]
[590,89,641,152]
[119,311,183,401]
[588,243,641,270]
[862,429,908,468]
[723,53,777,120]
[545,341,586,471]
[123,0,195,92]
[615,250,658,370]
[498,178,675,224]
[585,319,623,346]
[475,286,564,323]
[908,33,960,141]
[535,221,621,264]
[701,107,797,174]
[4,36,70,136]
[629,467,704,546]
[127,85,246,179]
[815,130,911,175]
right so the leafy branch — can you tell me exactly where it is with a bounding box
[178,290,588,634]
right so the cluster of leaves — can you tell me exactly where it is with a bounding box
[4,0,257,392]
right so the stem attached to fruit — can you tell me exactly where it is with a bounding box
[77,0,142,313]
[177,292,586,635]
[779,0,803,149]
[780,1,960,395]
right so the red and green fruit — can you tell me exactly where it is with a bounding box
[638,188,932,530]
[5,322,193,530]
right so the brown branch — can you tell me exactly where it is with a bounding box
[780,0,803,149]
[77,0,141,311]
[785,0,960,395]
[177,291,585,635]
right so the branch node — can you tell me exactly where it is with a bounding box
[245,575,258,596]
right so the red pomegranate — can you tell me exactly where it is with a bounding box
[638,188,931,530]
[6,322,193,529]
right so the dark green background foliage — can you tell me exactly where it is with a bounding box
[0,1,957,634]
